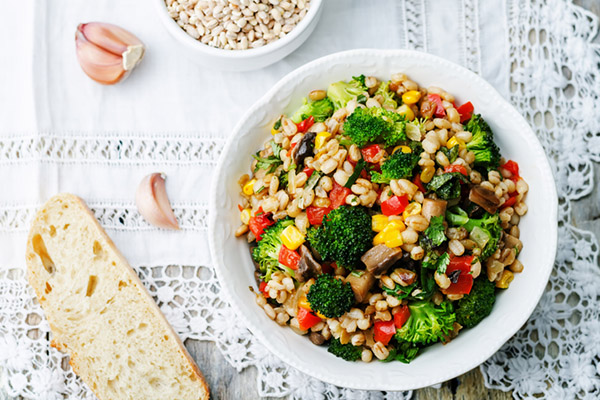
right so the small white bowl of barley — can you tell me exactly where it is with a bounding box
[154,0,324,71]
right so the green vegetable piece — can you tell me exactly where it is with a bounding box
[426,172,469,200]
[374,81,398,110]
[327,338,362,361]
[455,277,496,328]
[307,274,355,318]
[344,159,366,188]
[383,341,420,364]
[464,114,501,171]
[394,300,456,345]
[252,219,295,281]
[422,252,451,274]
[382,281,417,300]
[252,140,283,173]
[273,118,282,131]
[343,107,407,148]
[445,207,501,261]
[420,215,447,250]
[290,97,334,123]
[326,75,368,110]
[307,206,373,268]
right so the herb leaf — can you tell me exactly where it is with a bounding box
[420,215,447,250]
[427,172,469,200]
[344,159,366,188]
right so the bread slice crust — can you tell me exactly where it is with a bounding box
[25,193,209,400]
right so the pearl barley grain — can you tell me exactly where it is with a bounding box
[165,0,311,50]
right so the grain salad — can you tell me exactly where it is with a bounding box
[236,73,528,363]
[165,0,311,50]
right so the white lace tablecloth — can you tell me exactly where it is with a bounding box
[1,0,599,399]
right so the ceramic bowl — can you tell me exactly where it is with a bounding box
[153,0,323,71]
[208,49,558,390]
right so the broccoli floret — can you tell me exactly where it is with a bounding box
[307,206,373,268]
[251,219,295,281]
[446,207,502,260]
[326,75,368,110]
[290,97,334,123]
[383,341,420,364]
[455,277,496,328]
[307,274,355,318]
[327,338,362,361]
[343,107,407,147]
[370,148,420,183]
[464,114,501,171]
[374,80,398,110]
[395,300,456,345]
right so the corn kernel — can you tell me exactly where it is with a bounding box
[397,104,415,121]
[496,270,514,289]
[315,131,331,150]
[446,136,466,151]
[240,208,252,224]
[373,230,387,245]
[372,215,389,232]
[382,220,406,233]
[393,145,412,154]
[402,202,422,220]
[243,179,256,195]
[280,225,305,250]
[384,229,404,248]
[402,90,422,105]
[420,167,435,183]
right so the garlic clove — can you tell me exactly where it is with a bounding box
[75,22,145,85]
[135,173,180,230]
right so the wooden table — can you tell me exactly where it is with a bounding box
[187,2,600,397]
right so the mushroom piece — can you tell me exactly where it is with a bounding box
[391,268,417,286]
[295,244,322,282]
[421,198,448,221]
[346,271,375,302]
[292,131,316,168]
[468,185,500,214]
[361,244,403,276]
[309,332,326,346]
[502,233,523,253]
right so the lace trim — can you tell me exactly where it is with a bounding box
[403,0,427,51]
[461,0,482,73]
[0,203,209,232]
[0,133,224,165]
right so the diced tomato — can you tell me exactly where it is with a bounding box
[393,305,411,329]
[428,94,446,117]
[381,195,409,216]
[306,205,332,225]
[374,320,396,346]
[501,194,518,210]
[248,212,274,241]
[361,144,383,163]
[278,245,300,270]
[259,281,269,297]
[303,167,315,178]
[444,164,468,176]
[442,255,474,295]
[330,181,352,209]
[456,101,474,123]
[413,174,426,193]
[297,307,322,331]
[296,115,315,133]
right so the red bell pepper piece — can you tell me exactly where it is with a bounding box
[442,255,475,295]
[381,195,409,216]
[306,205,332,225]
[374,320,396,346]
[237,204,244,212]
[501,194,518,210]
[501,160,520,182]
[444,164,468,176]
[303,167,315,178]
[393,305,411,329]
[296,115,315,133]
[428,94,446,117]
[413,174,426,193]
[297,307,322,331]
[278,245,300,270]
[329,181,352,209]
[361,144,383,163]
[248,212,275,241]
[456,101,474,123]
[259,281,270,297]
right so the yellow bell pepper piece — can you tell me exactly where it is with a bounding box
[393,145,412,154]
[314,131,331,150]
[384,229,404,248]
[397,104,415,121]
[373,230,387,245]
[447,136,466,151]
[240,208,252,224]
[299,295,326,318]
[382,219,406,233]
[372,215,389,232]
[280,225,305,250]
[402,90,422,105]
[271,127,278,135]
[243,179,256,195]
[402,202,422,220]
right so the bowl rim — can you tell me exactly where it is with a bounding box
[153,0,323,58]
[208,48,558,390]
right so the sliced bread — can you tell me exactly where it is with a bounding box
[25,193,209,400]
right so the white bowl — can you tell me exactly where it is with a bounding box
[153,0,323,71]
[208,49,558,391]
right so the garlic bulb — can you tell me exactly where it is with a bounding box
[75,22,145,85]
[136,173,180,230]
